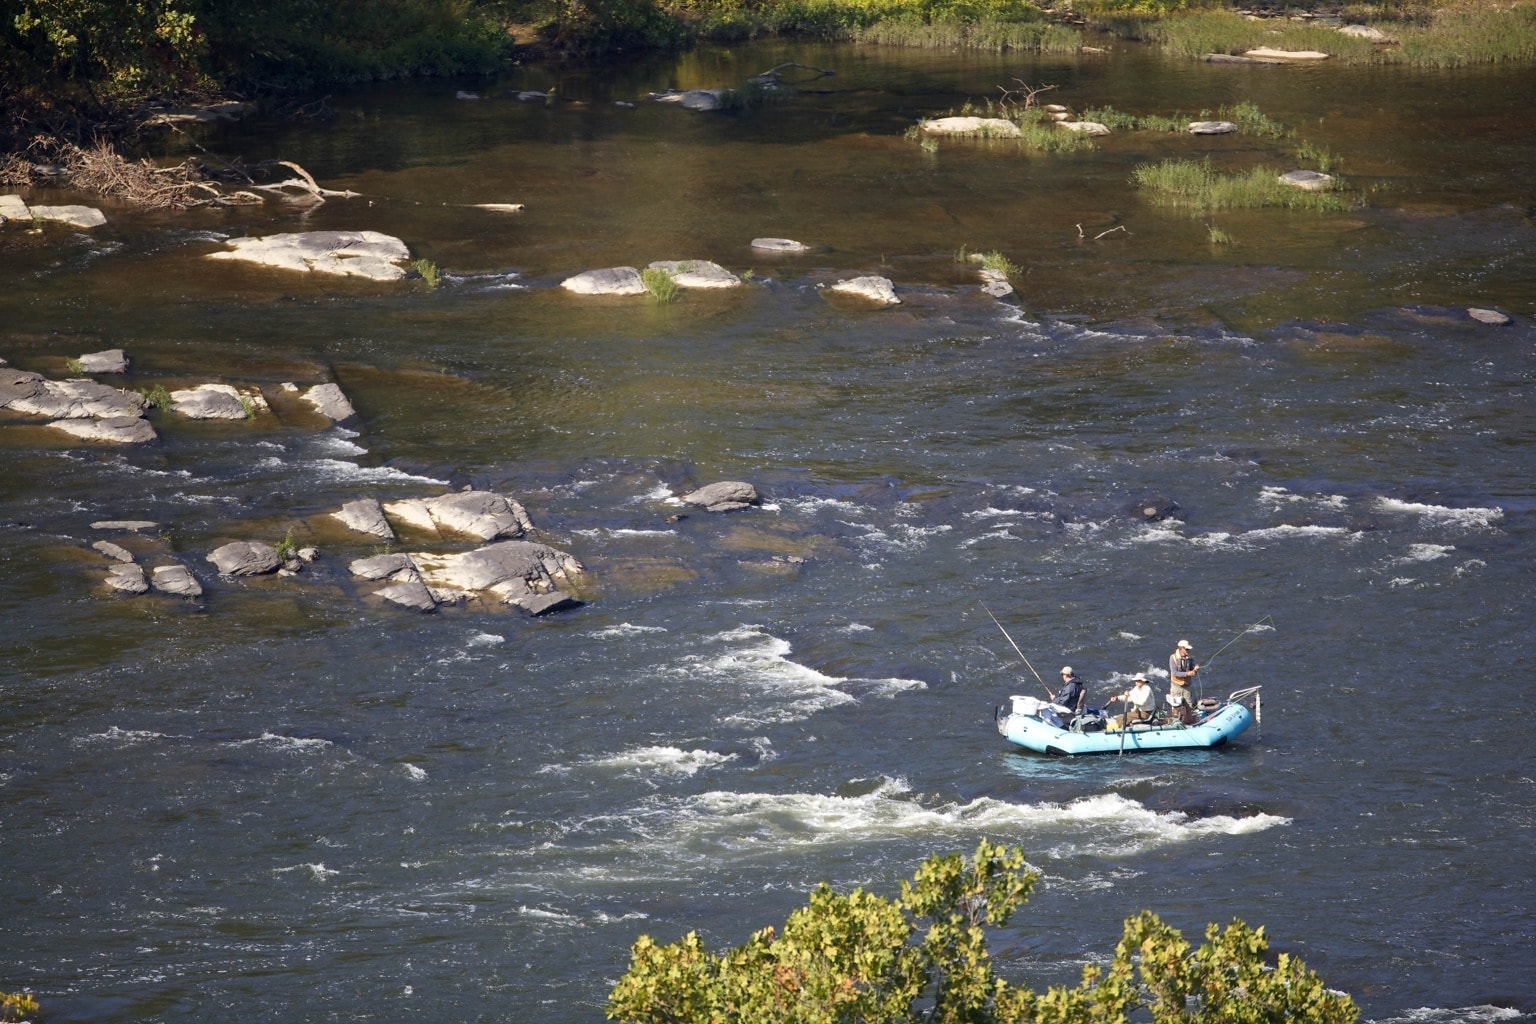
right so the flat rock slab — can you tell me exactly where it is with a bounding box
[92,540,136,563]
[647,260,741,289]
[1189,120,1238,134]
[515,592,585,616]
[919,117,1020,138]
[208,540,282,576]
[151,564,203,597]
[350,552,417,580]
[48,415,157,443]
[30,205,107,228]
[1244,47,1330,60]
[0,195,29,221]
[208,230,411,281]
[383,490,533,541]
[751,237,812,253]
[376,576,438,613]
[681,481,761,512]
[333,499,396,539]
[561,267,647,296]
[303,382,357,422]
[1468,307,1512,325]
[78,349,129,374]
[1279,169,1335,191]
[6,378,144,419]
[1059,121,1111,135]
[826,275,900,306]
[1205,52,1284,64]
[979,268,1015,300]
[105,563,150,594]
[170,383,253,420]
[411,540,584,605]
[93,520,159,532]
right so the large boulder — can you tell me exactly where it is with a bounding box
[409,540,584,611]
[333,499,396,539]
[207,540,282,576]
[383,490,533,541]
[561,267,647,296]
[919,117,1020,138]
[826,275,900,306]
[647,260,741,289]
[681,481,761,512]
[169,383,260,420]
[208,230,411,281]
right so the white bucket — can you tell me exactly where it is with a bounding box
[1010,695,1043,717]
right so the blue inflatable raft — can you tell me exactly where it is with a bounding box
[995,686,1261,756]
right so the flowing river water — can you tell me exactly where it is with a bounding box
[2,37,1535,1024]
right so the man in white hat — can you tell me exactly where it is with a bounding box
[1112,675,1157,728]
[1167,639,1200,724]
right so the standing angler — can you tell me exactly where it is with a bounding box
[1168,639,1199,724]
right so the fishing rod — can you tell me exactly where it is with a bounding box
[1203,615,1274,672]
[980,603,1052,698]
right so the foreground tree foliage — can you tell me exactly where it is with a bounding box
[607,840,1359,1024]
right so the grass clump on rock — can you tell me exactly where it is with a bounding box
[1132,158,1356,214]
[642,267,679,303]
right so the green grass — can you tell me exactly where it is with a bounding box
[275,528,298,561]
[411,258,441,288]
[642,267,679,303]
[140,384,173,409]
[1094,3,1536,66]
[1207,223,1233,245]
[1131,158,1356,214]
[1076,100,1287,136]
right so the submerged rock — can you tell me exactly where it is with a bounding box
[825,275,900,306]
[1468,307,1512,326]
[92,540,135,563]
[681,481,761,512]
[751,237,812,253]
[208,230,411,281]
[652,89,732,111]
[561,267,647,296]
[1188,120,1238,134]
[1059,120,1111,136]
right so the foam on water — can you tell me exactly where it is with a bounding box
[233,733,334,753]
[1375,498,1504,529]
[592,623,670,639]
[584,745,738,777]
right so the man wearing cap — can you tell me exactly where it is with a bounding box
[1168,639,1199,724]
[1113,675,1157,727]
[1050,666,1085,718]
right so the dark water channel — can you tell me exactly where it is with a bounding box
[2,38,1535,1024]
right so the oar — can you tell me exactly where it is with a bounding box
[980,604,1051,698]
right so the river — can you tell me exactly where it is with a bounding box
[1,36,1534,1024]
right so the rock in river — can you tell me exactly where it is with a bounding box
[825,276,900,306]
[207,230,412,281]
[383,490,533,541]
[207,541,282,576]
[561,267,647,296]
[681,481,761,512]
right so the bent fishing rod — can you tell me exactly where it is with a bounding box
[980,603,1052,698]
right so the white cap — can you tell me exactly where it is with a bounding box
[1061,666,1073,675]
[1177,639,1193,649]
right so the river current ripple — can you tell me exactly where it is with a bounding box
[2,41,1535,1024]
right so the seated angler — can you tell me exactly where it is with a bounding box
[1050,666,1086,718]
[1111,674,1158,728]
